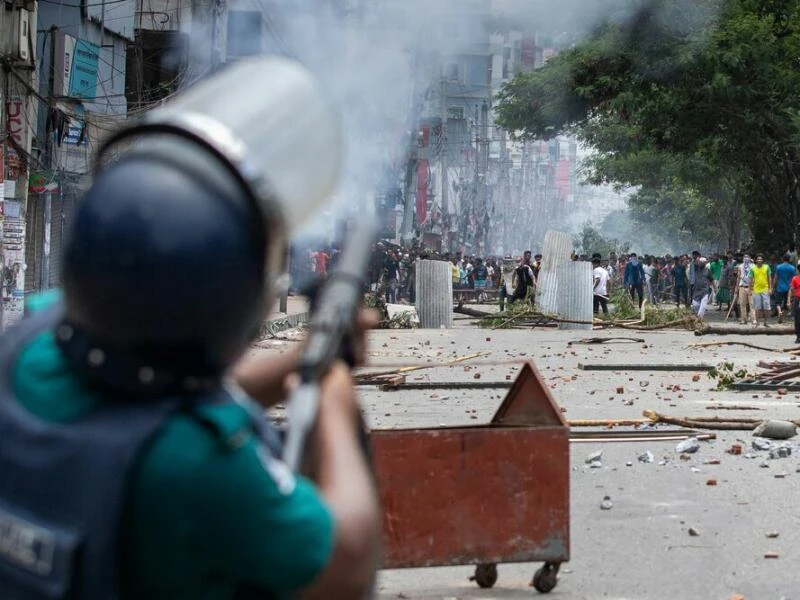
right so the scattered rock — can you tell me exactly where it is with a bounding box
[616,387,624,394]
[692,374,701,382]
[728,444,743,455]
[706,478,718,486]
[777,388,788,396]
[688,527,700,537]
[585,450,603,465]
[752,438,773,451]
[766,532,780,538]
[638,451,655,464]
[473,373,481,379]
[753,420,797,440]
[774,472,788,478]
[764,551,779,559]
[760,462,770,468]
[704,459,721,465]
[676,437,701,454]
[600,496,613,510]
[626,461,633,467]
[769,446,792,459]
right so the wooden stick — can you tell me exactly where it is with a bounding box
[642,409,800,430]
[704,404,764,411]
[688,341,788,353]
[694,326,795,336]
[354,351,491,382]
[569,337,646,345]
[725,290,738,322]
[568,419,651,427]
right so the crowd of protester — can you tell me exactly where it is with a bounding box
[289,239,800,341]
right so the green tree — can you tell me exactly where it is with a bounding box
[574,223,631,257]
[496,0,800,250]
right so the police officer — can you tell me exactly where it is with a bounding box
[0,108,380,600]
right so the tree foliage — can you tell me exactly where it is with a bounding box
[495,0,800,250]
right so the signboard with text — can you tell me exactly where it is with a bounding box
[53,32,99,100]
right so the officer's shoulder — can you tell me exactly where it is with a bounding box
[176,389,260,451]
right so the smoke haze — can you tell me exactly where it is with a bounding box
[178,0,720,251]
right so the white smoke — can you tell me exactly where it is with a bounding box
[176,0,719,248]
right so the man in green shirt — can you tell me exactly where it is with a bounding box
[708,252,723,306]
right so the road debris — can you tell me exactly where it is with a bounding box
[585,450,603,466]
[769,446,792,459]
[728,444,743,455]
[676,437,701,454]
[764,551,780,559]
[706,479,718,486]
[579,362,714,371]
[766,532,780,538]
[600,496,613,510]
[638,451,654,463]
[753,420,797,440]
[752,438,773,451]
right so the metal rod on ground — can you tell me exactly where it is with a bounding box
[578,363,714,371]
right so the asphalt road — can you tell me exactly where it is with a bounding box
[258,307,800,599]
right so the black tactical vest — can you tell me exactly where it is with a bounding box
[0,306,282,600]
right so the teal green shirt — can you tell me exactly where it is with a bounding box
[12,294,334,599]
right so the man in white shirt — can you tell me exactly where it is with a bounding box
[593,257,610,315]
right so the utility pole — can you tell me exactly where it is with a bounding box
[210,0,227,70]
[439,76,448,217]
[40,27,57,291]
[478,101,489,251]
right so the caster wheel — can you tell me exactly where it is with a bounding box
[470,563,498,588]
[532,562,559,593]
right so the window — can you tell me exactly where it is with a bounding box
[445,63,460,81]
[448,107,464,120]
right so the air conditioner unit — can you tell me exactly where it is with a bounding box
[17,9,30,62]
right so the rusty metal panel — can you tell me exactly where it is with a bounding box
[373,426,570,568]
[491,362,568,427]
[557,260,593,331]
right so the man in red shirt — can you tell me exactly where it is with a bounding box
[790,262,800,343]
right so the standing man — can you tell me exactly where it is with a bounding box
[772,254,796,324]
[592,257,610,315]
[790,262,800,343]
[672,256,689,308]
[737,254,756,324]
[691,257,715,320]
[624,253,646,308]
[383,249,400,304]
[688,250,701,298]
[511,250,535,304]
[751,253,773,327]
[708,252,723,305]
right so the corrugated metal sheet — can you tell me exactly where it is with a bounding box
[536,230,572,314]
[557,261,593,330]
[415,259,453,329]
